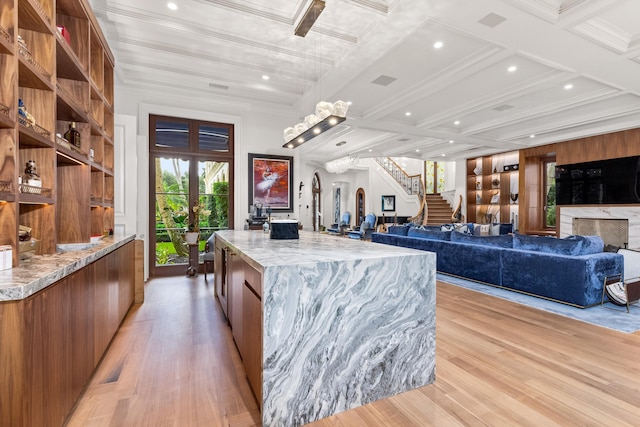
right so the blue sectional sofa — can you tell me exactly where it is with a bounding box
[372,225,624,307]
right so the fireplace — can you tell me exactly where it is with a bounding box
[559,206,640,249]
[572,218,628,248]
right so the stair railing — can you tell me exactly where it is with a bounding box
[375,157,424,200]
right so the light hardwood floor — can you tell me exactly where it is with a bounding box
[66,275,640,427]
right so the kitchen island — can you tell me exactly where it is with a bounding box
[214,230,436,426]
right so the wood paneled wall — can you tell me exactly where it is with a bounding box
[0,241,135,427]
[519,128,640,234]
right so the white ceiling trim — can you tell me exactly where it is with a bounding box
[487,102,640,142]
[510,0,589,23]
[193,0,360,43]
[570,18,634,54]
[114,37,316,82]
[102,4,337,64]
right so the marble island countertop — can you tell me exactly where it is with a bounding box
[216,230,437,426]
[0,234,136,301]
[215,229,427,272]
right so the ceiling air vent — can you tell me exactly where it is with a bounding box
[478,13,506,28]
[492,104,514,111]
[398,138,411,142]
[371,75,397,86]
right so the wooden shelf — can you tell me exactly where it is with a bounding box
[0,0,113,269]
[55,34,88,81]
[0,26,14,55]
[18,0,53,34]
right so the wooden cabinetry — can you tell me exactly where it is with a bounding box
[0,0,114,267]
[0,240,135,427]
[466,151,519,225]
[214,234,263,405]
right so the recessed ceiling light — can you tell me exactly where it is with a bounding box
[508,65,517,72]
[416,149,420,152]
[328,118,338,125]
[433,41,443,49]
[564,83,573,90]
[454,120,460,125]
[313,128,321,134]
[405,112,411,116]
[287,143,294,148]
[262,75,269,80]
[368,149,372,152]
[167,2,178,10]
[449,140,454,144]
[530,134,536,138]
[347,101,352,105]
[441,154,446,157]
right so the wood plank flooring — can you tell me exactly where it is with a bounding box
[66,275,640,427]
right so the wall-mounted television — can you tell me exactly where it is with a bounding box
[555,155,640,205]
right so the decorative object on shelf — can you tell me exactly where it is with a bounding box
[493,166,497,173]
[0,102,10,119]
[475,181,481,190]
[510,192,519,204]
[0,244,11,271]
[17,35,30,55]
[490,192,500,204]
[492,178,500,188]
[476,192,481,204]
[17,98,36,127]
[325,155,358,174]
[64,122,81,148]
[282,101,348,149]
[248,153,294,212]
[473,165,482,175]
[56,25,71,44]
[504,164,519,171]
[18,225,31,241]
[24,160,41,188]
[89,148,95,161]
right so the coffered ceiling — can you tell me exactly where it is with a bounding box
[89,0,640,163]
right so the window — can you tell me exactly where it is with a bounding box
[544,160,556,228]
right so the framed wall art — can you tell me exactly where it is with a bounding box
[248,153,294,212]
[382,195,396,212]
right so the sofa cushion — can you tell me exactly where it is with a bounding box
[451,231,513,248]
[388,224,410,236]
[512,234,603,256]
[408,227,452,241]
[473,223,491,236]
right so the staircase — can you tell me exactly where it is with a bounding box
[424,194,454,226]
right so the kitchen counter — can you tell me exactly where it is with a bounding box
[215,230,436,426]
[0,234,136,301]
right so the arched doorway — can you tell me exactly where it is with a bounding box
[312,173,321,231]
[355,188,365,226]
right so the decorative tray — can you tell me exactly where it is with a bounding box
[19,184,52,196]
[0,180,13,192]
[18,117,51,138]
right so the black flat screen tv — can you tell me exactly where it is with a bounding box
[555,155,640,205]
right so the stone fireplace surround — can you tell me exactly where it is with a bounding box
[559,206,640,249]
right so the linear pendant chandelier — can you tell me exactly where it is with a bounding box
[283,101,348,149]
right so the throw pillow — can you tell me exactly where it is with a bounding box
[490,223,501,236]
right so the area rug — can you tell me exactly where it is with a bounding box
[437,273,640,334]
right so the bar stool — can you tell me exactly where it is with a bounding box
[203,238,215,280]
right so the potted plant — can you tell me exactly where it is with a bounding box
[185,201,208,245]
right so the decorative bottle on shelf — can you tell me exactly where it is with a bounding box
[64,122,81,148]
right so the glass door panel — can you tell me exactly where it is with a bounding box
[198,160,229,263]
[154,156,190,268]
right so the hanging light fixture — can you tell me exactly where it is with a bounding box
[283,101,349,149]
[325,154,358,174]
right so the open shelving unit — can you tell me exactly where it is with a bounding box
[0,0,114,267]
[466,151,519,225]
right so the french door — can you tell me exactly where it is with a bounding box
[149,115,234,276]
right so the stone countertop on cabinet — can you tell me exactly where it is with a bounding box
[0,234,136,301]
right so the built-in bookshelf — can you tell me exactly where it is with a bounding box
[0,0,114,267]
[466,151,519,226]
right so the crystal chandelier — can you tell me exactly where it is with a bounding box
[283,101,349,149]
[325,155,358,174]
